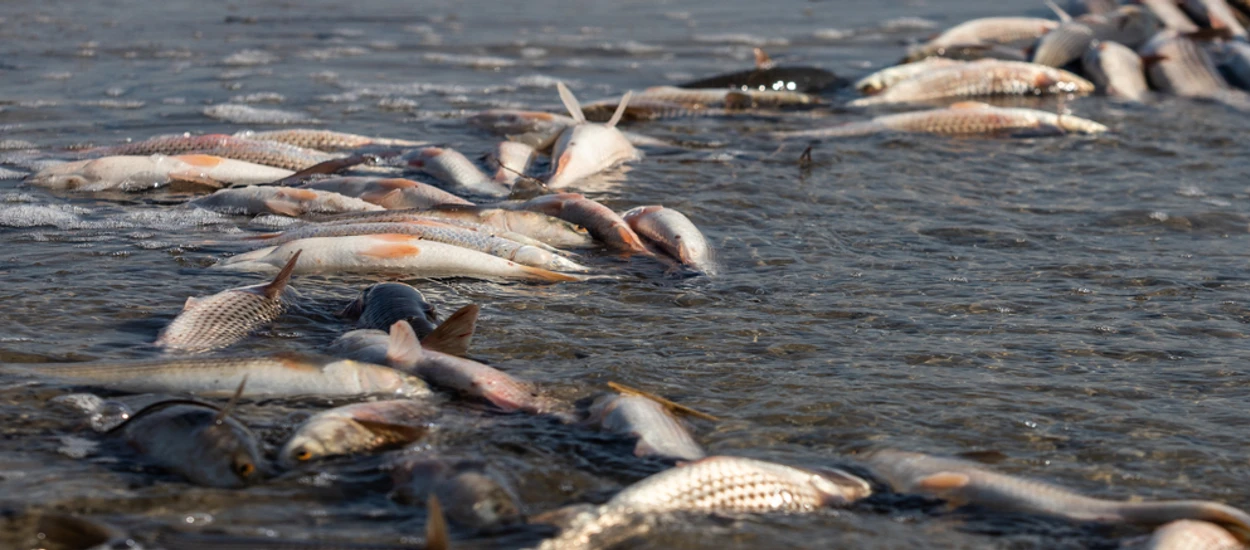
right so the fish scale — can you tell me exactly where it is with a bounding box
[82,134,339,171]
[848,61,1093,106]
[155,288,284,352]
[235,129,427,151]
[775,103,1108,138]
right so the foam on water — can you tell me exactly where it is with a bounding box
[201,104,321,124]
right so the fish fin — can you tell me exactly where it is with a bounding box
[634,439,660,457]
[353,418,429,446]
[948,101,991,110]
[753,47,775,70]
[420,304,479,357]
[1139,53,1168,66]
[214,375,249,424]
[607,381,720,421]
[263,199,305,217]
[182,296,200,310]
[364,189,406,209]
[425,494,449,550]
[1043,0,1072,23]
[167,170,226,189]
[261,249,300,299]
[915,472,971,492]
[521,265,585,283]
[361,242,422,259]
[556,82,587,124]
[385,321,424,368]
[606,91,633,128]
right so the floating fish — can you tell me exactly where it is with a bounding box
[303,207,593,250]
[25,154,294,191]
[863,449,1250,535]
[299,177,473,209]
[339,282,440,337]
[215,234,585,283]
[507,193,649,255]
[847,60,1093,106]
[678,48,842,93]
[1082,41,1149,102]
[468,109,670,150]
[279,399,434,467]
[332,303,479,364]
[486,141,539,186]
[189,186,384,217]
[585,393,705,461]
[924,17,1061,48]
[155,251,300,353]
[235,129,427,151]
[391,457,524,530]
[79,133,338,171]
[546,83,641,189]
[633,86,818,109]
[1143,520,1245,550]
[406,147,510,197]
[1034,5,1159,68]
[855,58,966,95]
[775,102,1108,138]
[1033,21,1098,68]
[622,205,715,274]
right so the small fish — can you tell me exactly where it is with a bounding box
[406,147,510,198]
[391,457,524,530]
[507,193,649,254]
[855,58,966,95]
[546,83,642,189]
[634,86,819,108]
[486,141,539,186]
[1143,520,1245,550]
[678,48,842,93]
[155,251,301,353]
[1141,0,1202,32]
[1083,41,1149,102]
[279,399,434,467]
[21,353,429,397]
[79,133,339,171]
[215,234,585,283]
[109,389,264,488]
[863,449,1250,535]
[339,282,439,336]
[775,102,1108,138]
[189,186,384,217]
[847,60,1094,106]
[25,154,294,191]
[235,129,427,151]
[622,205,715,274]
[585,394,705,461]
[300,177,474,209]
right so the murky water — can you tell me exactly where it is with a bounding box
[2,0,1250,548]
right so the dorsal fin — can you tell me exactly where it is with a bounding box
[420,304,479,357]
[607,381,720,421]
[214,375,249,424]
[425,494,449,550]
[753,47,775,70]
[385,321,424,369]
[262,250,301,299]
[1043,0,1072,23]
[556,82,587,124]
[606,91,633,128]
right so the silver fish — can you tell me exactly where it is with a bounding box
[111,398,264,488]
[1183,0,1248,39]
[301,207,592,250]
[25,154,294,192]
[189,186,383,217]
[155,251,300,353]
[279,399,434,468]
[1140,30,1230,97]
[847,60,1094,106]
[406,147,509,197]
[586,394,705,461]
[80,133,338,171]
[1033,21,1098,68]
[505,193,649,255]
[1141,0,1202,32]
[622,205,715,274]
[486,141,538,186]
[299,177,473,209]
[1143,520,1245,550]
[1083,41,1149,101]
[776,102,1108,138]
[547,83,642,189]
[855,58,966,95]
[927,17,1061,48]
[234,129,427,151]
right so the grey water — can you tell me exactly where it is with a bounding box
[2,0,1249,548]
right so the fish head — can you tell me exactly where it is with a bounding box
[192,418,265,487]
[547,124,637,189]
[807,467,873,505]
[25,159,95,190]
[436,470,524,529]
[278,421,344,469]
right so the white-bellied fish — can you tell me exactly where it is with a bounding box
[299,177,473,209]
[855,58,966,95]
[189,186,384,217]
[585,393,705,461]
[1183,0,1248,39]
[405,147,509,198]
[622,205,715,274]
[507,193,649,255]
[302,207,593,250]
[279,399,435,468]
[235,129,427,151]
[1083,41,1149,102]
[926,17,1061,48]
[775,102,1108,138]
[1139,30,1250,110]
[79,133,339,171]
[486,141,539,186]
[847,60,1094,106]
[1142,0,1202,32]
[546,83,642,189]
[26,154,294,192]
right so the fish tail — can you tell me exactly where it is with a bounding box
[1117,500,1250,536]
[520,265,586,283]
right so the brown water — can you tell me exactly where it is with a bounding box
[2,0,1250,548]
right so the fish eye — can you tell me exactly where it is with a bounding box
[295,449,313,462]
[234,460,256,478]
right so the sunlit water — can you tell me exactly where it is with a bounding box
[2,0,1250,548]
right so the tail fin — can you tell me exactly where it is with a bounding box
[1043,0,1072,22]
[426,494,450,550]
[386,321,424,369]
[557,82,587,124]
[262,250,301,299]
[420,304,479,357]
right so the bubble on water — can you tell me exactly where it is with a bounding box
[222,49,279,66]
[41,71,73,80]
[117,207,235,230]
[229,92,286,104]
[0,139,36,150]
[602,40,663,54]
[183,513,213,526]
[512,74,578,88]
[202,104,320,125]
[519,47,548,59]
[0,166,28,179]
[162,97,187,105]
[105,86,127,97]
[299,46,370,60]
[78,99,145,109]
[813,28,854,41]
[377,97,420,112]
[0,204,91,229]
[218,68,274,80]
[91,401,133,432]
[692,33,789,46]
[880,17,937,31]
[56,436,98,459]
[422,53,517,69]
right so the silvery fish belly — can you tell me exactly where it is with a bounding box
[855,58,967,95]
[1141,0,1201,32]
[406,147,510,197]
[25,154,294,191]
[300,177,473,209]
[847,60,1094,106]
[775,102,1108,138]
[235,128,427,151]
[1082,41,1150,102]
[155,252,297,353]
[607,456,872,513]
[1143,520,1245,550]
[190,186,384,217]
[587,394,705,461]
[111,401,264,488]
[279,399,435,467]
[622,205,715,274]
[547,124,641,189]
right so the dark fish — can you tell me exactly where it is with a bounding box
[338,282,439,338]
[279,399,434,467]
[679,47,841,93]
[392,457,524,531]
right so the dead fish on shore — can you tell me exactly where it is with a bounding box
[155,252,300,353]
[303,206,595,250]
[234,129,427,152]
[585,392,706,461]
[339,282,440,337]
[78,133,339,171]
[775,102,1107,138]
[1083,41,1150,102]
[504,193,649,255]
[391,457,524,530]
[622,205,715,274]
[405,147,510,197]
[862,449,1250,536]
[1140,520,1246,549]
[546,83,642,189]
[25,154,294,191]
[855,58,966,95]
[215,234,585,283]
[847,60,1093,107]
[1033,4,1160,68]
[485,141,539,186]
[630,85,819,109]
[678,48,842,93]
[1182,0,1249,39]
[189,186,384,217]
[904,17,1060,62]
[279,399,435,467]
[299,177,474,209]
[1140,30,1233,97]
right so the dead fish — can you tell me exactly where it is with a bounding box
[299,177,473,209]
[21,353,429,397]
[467,109,669,151]
[862,449,1250,535]
[25,154,294,191]
[546,83,642,189]
[235,129,427,151]
[391,457,524,530]
[1140,30,1230,97]
[585,394,705,461]
[1183,0,1248,39]
[1033,21,1098,67]
[775,102,1108,138]
[622,205,715,274]
[155,252,300,353]
[855,58,967,95]
[678,47,842,93]
[1141,0,1203,32]
[406,147,510,197]
[79,133,339,171]
[1032,4,1158,68]
[1142,520,1245,549]
[189,186,384,217]
[633,86,818,109]
[1083,41,1150,102]
[1093,6,1164,48]
[109,390,263,488]
[904,42,1032,63]
[506,193,649,254]
[486,141,539,186]
[215,234,585,283]
[339,282,439,337]
[580,97,731,122]
[847,60,1094,106]
[279,399,434,467]
[925,17,1061,48]
[301,207,593,250]
[334,300,477,360]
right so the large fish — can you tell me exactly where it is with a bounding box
[1032,21,1098,67]
[863,449,1250,535]
[847,60,1094,106]
[855,58,966,95]
[1142,520,1245,549]
[467,109,670,150]
[279,399,434,467]
[25,154,294,192]
[339,282,440,337]
[632,85,819,109]
[678,48,842,93]
[234,129,427,151]
[585,393,705,461]
[925,17,1061,48]
[215,234,584,283]
[405,147,510,197]
[775,102,1108,138]
[506,193,649,255]
[1139,31,1233,97]
[19,353,429,397]
[302,207,594,250]
[79,133,338,171]
[155,252,300,353]
[622,205,715,274]
[391,457,524,530]
[299,177,473,209]
[189,186,383,217]
[546,83,642,189]
[1033,5,1159,68]
[1083,41,1150,102]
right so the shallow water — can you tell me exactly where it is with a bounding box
[2,0,1250,548]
